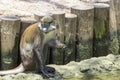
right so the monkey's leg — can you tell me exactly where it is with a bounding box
[33,48,55,78]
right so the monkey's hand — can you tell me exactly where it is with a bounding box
[48,40,67,49]
[41,66,56,78]
[57,44,66,49]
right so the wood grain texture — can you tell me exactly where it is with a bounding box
[0,16,21,70]
[71,4,94,61]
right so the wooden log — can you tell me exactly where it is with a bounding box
[20,17,36,35]
[50,11,65,64]
[94,0,119,55]
[71,4,94,61]
[0,18,1,69]
[34,12,52,21]
[108,0,119,54]
[0,16,21,70]
[34,13,46,21]
[64,13,77,64]
[93,3,110,57]
[114,0,120,54]
[94,0,110,3]
[81,0,109,3]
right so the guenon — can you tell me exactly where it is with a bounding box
[0,16,66,78]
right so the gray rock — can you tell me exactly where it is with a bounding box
[1,54,120,80]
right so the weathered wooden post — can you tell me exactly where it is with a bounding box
[0,16,21,70]
[93,3,110,56]
[94,0,119,55]
[95,0,110,3]
[51,11,65,64]
[0,18,1,69]
[34,13,49,21]
[71,4,94,61]
[114,0,120,54]
[81,0,109,3]
[108,0,119,54]
[64,13,77,64]
[20,17,36,35]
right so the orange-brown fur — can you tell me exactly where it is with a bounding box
[20,23,42,70]
[20,23,41,46]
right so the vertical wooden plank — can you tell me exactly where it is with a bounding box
[81,0,110,3]
[94,0,110,3]
[51,11,65,64]
[64,13,77,64]
[114,0,120,54]
[0,16,21,70]
[0,18,1,69]
[92,0,119,55]
[108,0,119,54]
[20,17,36,35]
[34,12,52,21]
[93,3,110,57]
[71,4,94,61]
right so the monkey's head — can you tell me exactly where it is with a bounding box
[39,16,56,33]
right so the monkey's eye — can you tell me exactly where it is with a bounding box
[41,22,49,28]
[41,23,49,32]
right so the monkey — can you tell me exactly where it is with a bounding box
[0,16,66,78]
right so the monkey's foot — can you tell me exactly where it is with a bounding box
[45,66,55,73]
[41,66,56,78]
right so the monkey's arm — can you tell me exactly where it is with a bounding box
[48,39,66,49]
[33,47,55,78]
[33,47,45,71]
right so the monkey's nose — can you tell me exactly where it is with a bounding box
[43,28,47,31]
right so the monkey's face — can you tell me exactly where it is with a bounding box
[39,16,57,33]
[41,21,56,33]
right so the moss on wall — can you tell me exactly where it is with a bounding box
[94,20,106,39]
[76,42,92,61]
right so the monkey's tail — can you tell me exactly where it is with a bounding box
[0,63,25,75]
